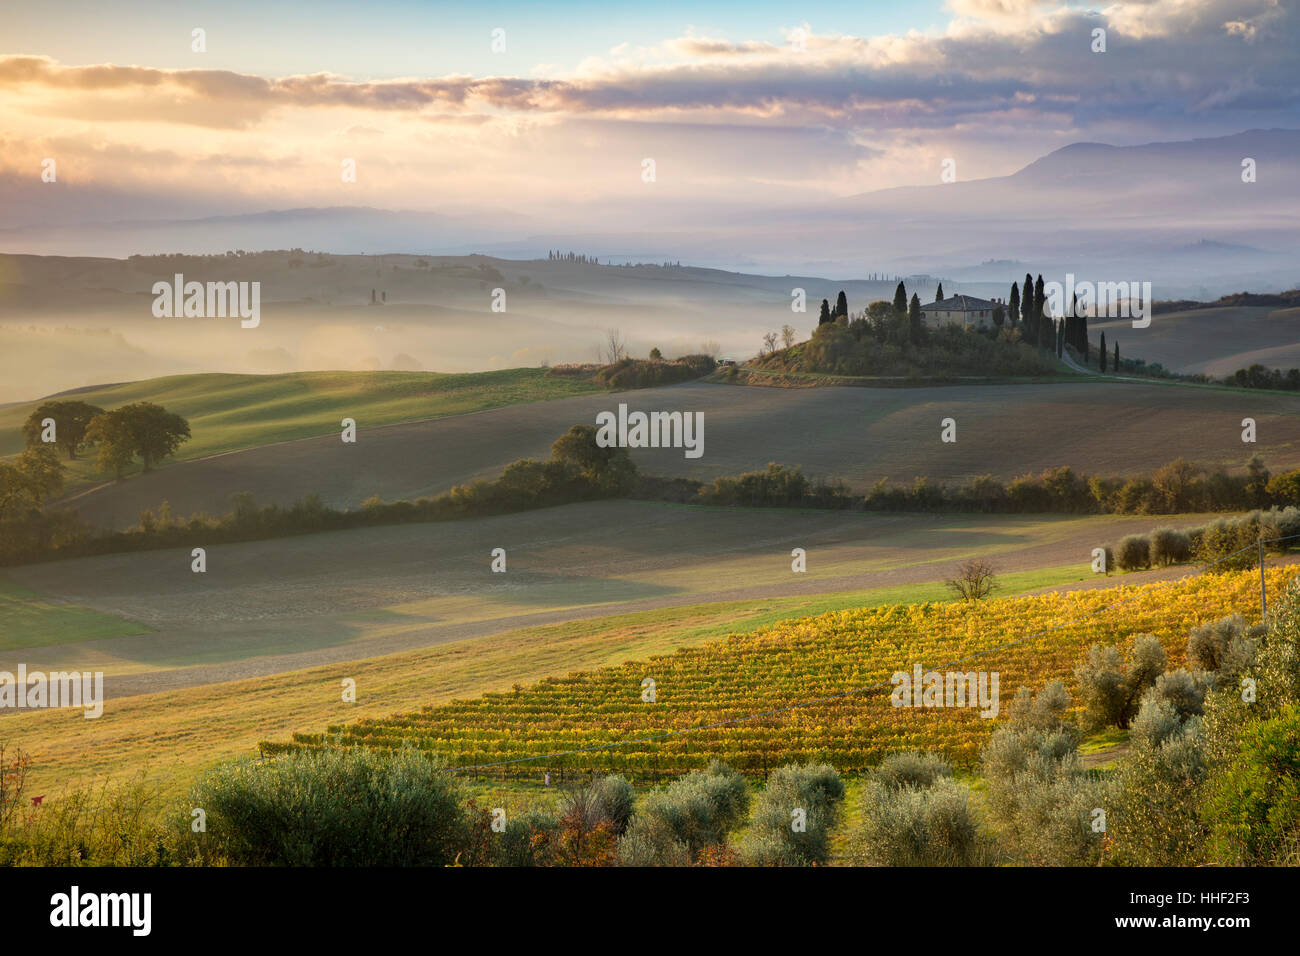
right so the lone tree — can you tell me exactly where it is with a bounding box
[935,282,945,302]
[1113,340,1119,371]
[21,400,104,460]
[835,290,849,319]
[1099,331,1108,372]
[893,281,908,314]
[947,559,998,602]
[600,328,627,364]
[85,402,191,477]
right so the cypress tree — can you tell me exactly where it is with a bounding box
[1114,340,1119,371]
[908,293,923,343]
[1009,282,1020,326]
[819,299,832,325]
[836,290,849,319]
[1100,332,1107,372]
[1057,319,1064,357]
[893,281,908,314]
[1021,273,1033,325]
[1080,312,1089,361]
[935,282,945,302]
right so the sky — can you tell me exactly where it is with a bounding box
[0,0,1296,222]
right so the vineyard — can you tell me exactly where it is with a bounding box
[264,567,1296,777]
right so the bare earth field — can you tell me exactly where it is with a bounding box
[1093,305,1300,376]
[61,378,1300,530]
[0,500,1218,698]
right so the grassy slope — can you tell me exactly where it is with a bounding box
[0,580,150,651]
[0,564,1086,800]
[0,368,603,484]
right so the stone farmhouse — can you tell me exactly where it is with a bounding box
[920,294,1010,330]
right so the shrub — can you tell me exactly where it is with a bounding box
[1116,534,1150,571]
[1149,527,1192,565]
[1129,698,1183,749]
[978,719,1100,864]
[560,774,636,836]
[1006,681,1073,732]
[495,810,560,867]
[853,778,990,866]
[1146,668,1211,720]
[869,751,952,790]
[1105,715,1208,866]
[0,775,171,867]
[1204,703,1300,865]
[740,763,846,866]
[616,761,748,865]
[1187,613,1264,672]
[181,748,475,866]
[1000,757,1108,866]
[1074,636,1166,731]
[1074,645,1127,730]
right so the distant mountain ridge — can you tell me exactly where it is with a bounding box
[1,128,1297,296]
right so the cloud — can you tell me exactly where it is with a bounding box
[1,1,1293,134]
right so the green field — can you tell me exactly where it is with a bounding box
[0,367,603,484]
[0,579,150,651]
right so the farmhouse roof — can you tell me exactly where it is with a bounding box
[920,294,999,312]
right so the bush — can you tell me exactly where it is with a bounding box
[853,778,991,866]
[1146,669,1211,720]
[1149,527,1192,565]
[869,751,952,790]
[999,757,1108,866]
[1074,645,1127,730]
[560,774,636,837]
[1187,613,1263,672]
[1074,636,1166,731]
[739,763,846,866]
[1116,534,1151,571]
[616,761,748,865]
[1105,716,1208,866]
[978,720,1100,864]
[181,748,476,866]
[1204,703,1300,865]
[0,776,171,867]
[495,810,560,867]
[1129,698,1184,750]
[1006,681,1073,732]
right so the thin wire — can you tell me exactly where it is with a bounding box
[428,535,1284,773]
